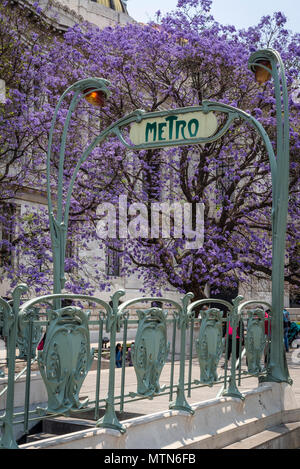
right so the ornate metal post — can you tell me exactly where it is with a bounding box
[169,293,194,414]
[248,49,291,384]
[96,290,126,433]
[222,296,244,400]
[0,284,28,449]
[46,78,111,308]
[43,48,291,415]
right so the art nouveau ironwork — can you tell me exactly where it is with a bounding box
[245,308,266,375]
[131,307,169,398]
[196,308,223,385]
[0,48,293,448]
[37,306,93,414]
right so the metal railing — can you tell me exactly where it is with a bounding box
[0,287,273,448]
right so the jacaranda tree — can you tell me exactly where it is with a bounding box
[0,0,299,301]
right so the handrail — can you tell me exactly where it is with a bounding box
[0,289,280,449]
[0,357,37,399]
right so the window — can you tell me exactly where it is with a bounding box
[216,160,234,202]
[65,239,75,273]
[120,1,126,13]
[0,203,16,268]
[142,155,161,202]
[106,247,120,277]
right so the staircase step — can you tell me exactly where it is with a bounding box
[223,422,300,449]
[42,416,95,436]
[25,433,57,443]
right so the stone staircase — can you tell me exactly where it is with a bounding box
[22,412,300,449]
[23,417,95,444]
[21,409,145,445]
[223,421,300,449]
[19,401,300,450]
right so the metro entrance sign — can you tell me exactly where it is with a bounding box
[46,48,291,385]
[129,109,218,146]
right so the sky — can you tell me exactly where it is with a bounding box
[126,0,300,33]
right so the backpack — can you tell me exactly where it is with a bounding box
[283,310,291,328]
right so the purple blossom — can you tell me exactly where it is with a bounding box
[0,0,299,300]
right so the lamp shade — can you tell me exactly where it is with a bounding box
[254,60,272,85]
[83,88,106,107]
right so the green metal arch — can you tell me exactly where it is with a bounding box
[19,293,112,317]
[118,296,182,315]
[238,300,272,314]
[188,298,233,316]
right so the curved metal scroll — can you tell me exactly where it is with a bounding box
[17,307,43,359]
[37,306,93,414]
[131,307,169,398]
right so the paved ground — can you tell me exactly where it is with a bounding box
[78,349,300,418]
[286,352,300,406]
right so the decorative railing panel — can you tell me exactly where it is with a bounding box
[17,307,43,360]
[0,287,277,449]
[244,308,267,375]
[131,307,169,398]
[37,306,93,414]
[196,308,223,385]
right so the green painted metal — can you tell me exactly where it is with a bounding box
[195,308,223,386]
[96,290,126,433]
[248,49,291,384]
[46,49,291,389]
[0,284,28,449]
[94,314,104,420]
[0,290,288,448]
[46,78,111,308]
[245,308,266,375]
[130,307,169,398]
[0,48,293,447]
[23,314,34,435]
[169,314,177,402]
[120,315,128,413]
[37,305,93,414]
[169,293,194,415]
[17,307,42,360]
[187,314,194,397]
[221,296,244,400]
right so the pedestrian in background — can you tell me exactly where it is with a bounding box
[283,309,291,353]
[264,309,271,365]
[115,343,123,368]
[127,342,134,367]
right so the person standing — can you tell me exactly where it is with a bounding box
[115,343,123,368]
[264,309,271,365]
[283,309,291,352]
[223,319,244,367]
[127,342,134,367]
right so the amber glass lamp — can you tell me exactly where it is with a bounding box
[84,88,106,107]
[254,60,272,85]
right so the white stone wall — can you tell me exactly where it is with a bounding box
[17,0,134,31]
[60,0,134,28]
[19,383,299,449]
